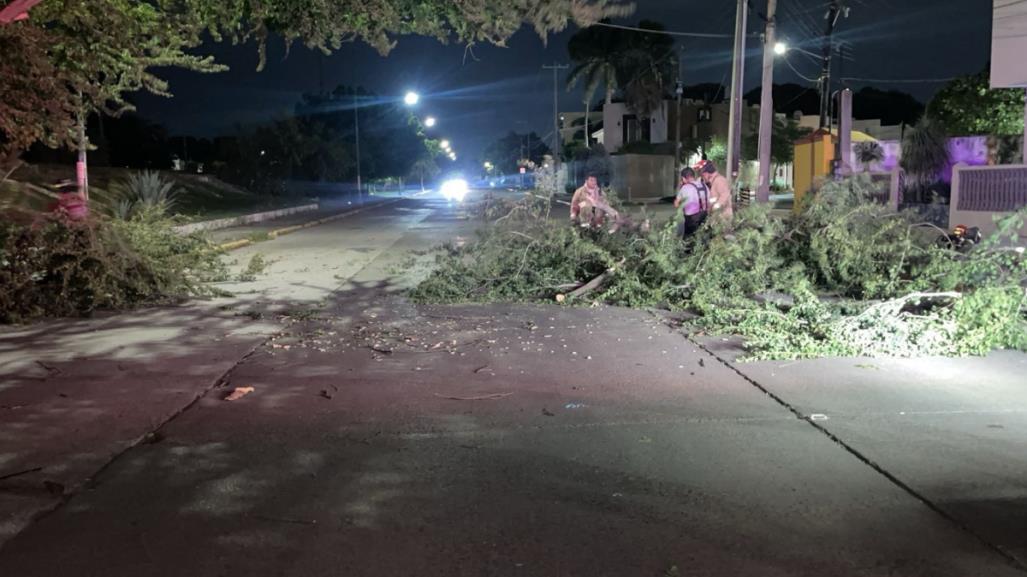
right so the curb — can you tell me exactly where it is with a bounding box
[174,202,320,235]
[217,196,409,252]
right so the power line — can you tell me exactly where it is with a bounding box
[784,57,821,83]
[840,76,958,84]
[593,21,755,39]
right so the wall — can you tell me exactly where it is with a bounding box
[793,132,835,205]
[950,164,1027,240]
[600,101,671,153]
[609,154,677,202]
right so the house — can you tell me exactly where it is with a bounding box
[598,99,740,154]
[595,96,905,192]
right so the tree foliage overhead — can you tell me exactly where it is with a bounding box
[928,69,1025,137]
[0,22,77,168]
[1,0,636,169]
[167,0,634,69]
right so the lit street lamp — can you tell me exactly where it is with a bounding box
[404,91,420,106]
[440,139,451,150]
[774,41,821,59]
[424,116,437,128]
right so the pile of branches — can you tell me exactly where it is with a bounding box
[412,177,1027,360]
[0,210,226,323]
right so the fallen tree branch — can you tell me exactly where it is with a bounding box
[0,466,42,482]
[433,392,513,401]
[567,258,626,300]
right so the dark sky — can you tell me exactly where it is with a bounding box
[138,0,993,158]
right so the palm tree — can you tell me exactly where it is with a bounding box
[615,21,676,120]
[901,118,949,203]
[854,141,885,173]
[566,22,622,105]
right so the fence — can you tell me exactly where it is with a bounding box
[608,154,676,202]
[950,164,1027,238]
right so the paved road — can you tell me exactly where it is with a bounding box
[1,191,1025,576]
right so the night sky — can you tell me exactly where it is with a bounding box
[138,0,994,157]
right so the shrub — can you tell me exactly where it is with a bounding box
[112,171,179,218]
[0,211,225,323]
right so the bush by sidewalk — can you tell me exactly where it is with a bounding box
[412,176,1027,360]
[0,209,226,323]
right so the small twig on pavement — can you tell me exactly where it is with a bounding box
[433,392,513,401]
[251,515,318,526]
[35,360,61,374]
[0,467,43,482]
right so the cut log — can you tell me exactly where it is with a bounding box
[567,259,626,300]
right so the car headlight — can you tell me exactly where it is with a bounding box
[440,178,469,201]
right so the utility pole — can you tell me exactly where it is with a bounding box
[543,63,569,167]
[756,0,777,203]
[726,0,748,182]
[819,1,846,129]
[838,88,853,175]
[76,108,89,200]
[353,91,362,200]
[675,45,684,175]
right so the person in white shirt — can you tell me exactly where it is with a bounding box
[674,167,706,239]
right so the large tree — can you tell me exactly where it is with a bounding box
[615,20,675,119]
[566,19,623,105]
[742,117,810,167]
[928,70,1025,137]
[566,19,674,119]
[0,22,76,175]
[483,131,551,175]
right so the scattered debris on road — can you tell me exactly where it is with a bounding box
[433,392,513,401]
[224,386,255,401]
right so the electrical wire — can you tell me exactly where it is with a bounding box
[593,21,755,39]
[840,76,958,84]
[783,56,822,84]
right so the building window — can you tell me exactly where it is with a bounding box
[622,114,651,144]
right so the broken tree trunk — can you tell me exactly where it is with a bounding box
[565,258,626,300]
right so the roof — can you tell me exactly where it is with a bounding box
[795,127,878,145]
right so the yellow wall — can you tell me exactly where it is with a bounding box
[792,133,835,209]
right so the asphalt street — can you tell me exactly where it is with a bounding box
[1,191,1025,576]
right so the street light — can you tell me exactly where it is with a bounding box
[440,139,451,150]
[424,116,437,128]
[404,91,420,106]
[774,41,821,59]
